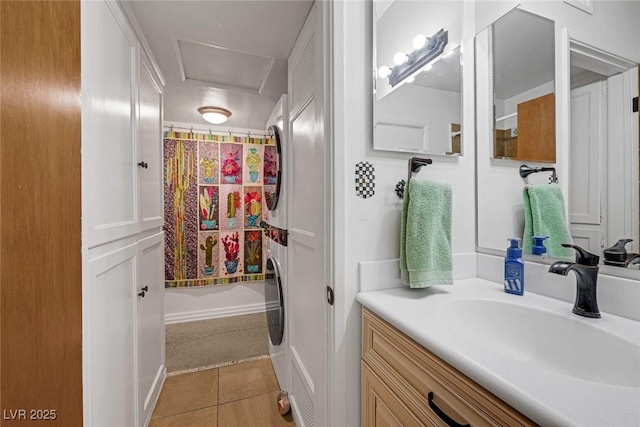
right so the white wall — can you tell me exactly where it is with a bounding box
[376,85,461,153]
[164,282,266,324]
[522,0,640,64]
[331,1,477,425]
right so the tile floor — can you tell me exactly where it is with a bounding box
[150,358,295,426]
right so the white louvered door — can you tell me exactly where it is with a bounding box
[287,3,328,426]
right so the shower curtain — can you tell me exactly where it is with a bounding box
[163,131,273,288]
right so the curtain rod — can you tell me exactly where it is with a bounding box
[163,124,271,138]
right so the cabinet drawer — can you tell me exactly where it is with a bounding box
[363,362,425,427]
[363,309,536,427]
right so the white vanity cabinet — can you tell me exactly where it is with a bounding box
[82,1,165,426]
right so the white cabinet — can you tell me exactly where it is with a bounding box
[82,1,165,426]
[139,55,164,231]
[87,244,138,427]
[137,232,165,427]
[82,1,165,247]
[82,0,140,248]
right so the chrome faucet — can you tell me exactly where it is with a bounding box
[548,244,601,318]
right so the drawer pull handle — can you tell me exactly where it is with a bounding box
[428,392,469,427]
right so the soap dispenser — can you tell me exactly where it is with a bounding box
[532,235,549,258]
[505,238,524,295]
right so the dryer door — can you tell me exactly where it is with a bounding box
[265,257,284,345]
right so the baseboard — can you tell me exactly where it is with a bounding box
[164,302,273,324]
[142,365,166,427]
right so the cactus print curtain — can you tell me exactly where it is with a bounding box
[163,131,273,288]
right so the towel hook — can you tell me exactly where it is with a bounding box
[395,157,433,198]
[519,164,558,184]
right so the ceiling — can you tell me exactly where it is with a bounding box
[127,0,313,131]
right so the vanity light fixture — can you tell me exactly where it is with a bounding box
[198,106,232,125]
[381,28,448,87]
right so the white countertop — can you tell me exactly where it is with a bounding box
[356,278,640,427]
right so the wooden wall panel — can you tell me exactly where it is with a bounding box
[0,1,82,425]
[516,93,556,163]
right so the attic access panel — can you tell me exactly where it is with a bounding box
[174,39,275,94]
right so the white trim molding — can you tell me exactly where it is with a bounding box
[165,301,274,325]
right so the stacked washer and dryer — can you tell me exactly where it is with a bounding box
[264,95,289,393]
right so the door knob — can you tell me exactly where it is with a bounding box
[138,286,149,297]
[137,161,148,169]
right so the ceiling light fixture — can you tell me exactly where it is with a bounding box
[198,106,232,125]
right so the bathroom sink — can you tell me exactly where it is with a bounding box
[437,298,640,387]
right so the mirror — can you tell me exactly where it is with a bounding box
[373,0,462,155]
[567,41,639,266]
[492,9,555,162]
[264,125,282,211]
[476,7,559,255]
[476,5,640,276]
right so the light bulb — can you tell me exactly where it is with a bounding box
[413,34,427,50]
[393,52,408,65]
[378,66,391,78]
[406,76,415,83]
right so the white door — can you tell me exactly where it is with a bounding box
[87,243,138,427]
[569,69,640,255]
[605,69,639,253]
[569,80,606,254]
[287,4,328,426]
[139,56,164,231]
[82,0,141,248]
[137,232,165,427]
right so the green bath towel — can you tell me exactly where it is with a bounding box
[523,184,574,259]
[400,180,453,288]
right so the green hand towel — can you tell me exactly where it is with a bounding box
[523,184,574,259]
[400,180,453,288]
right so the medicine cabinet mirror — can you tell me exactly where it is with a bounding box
[492,8,555,163]
[373,0,463,155]
[476,4,640,280]
[264,125,282,211]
